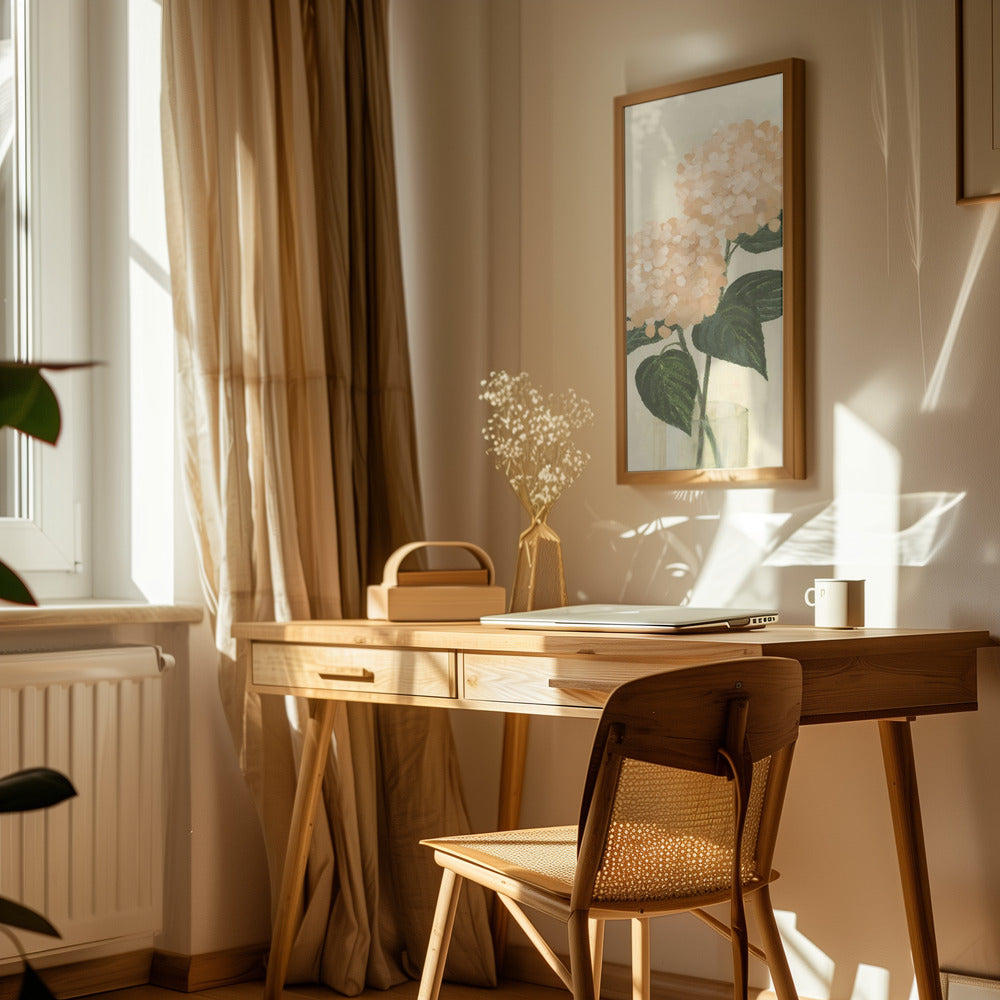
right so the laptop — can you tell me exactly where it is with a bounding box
[481,603,779,634]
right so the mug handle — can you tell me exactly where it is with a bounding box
[804,586,816,607]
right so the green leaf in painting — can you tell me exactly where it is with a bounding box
[691,302,768,379]
[0,365,61,444]
[626,326,654,354]
[725,269,783,323]
[0,897,60,938]
[0,561,36,607]
[0,768,77,813]
[634,349,699,434]
[734,213,783,253]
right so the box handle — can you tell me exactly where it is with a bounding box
[380,541,496,586]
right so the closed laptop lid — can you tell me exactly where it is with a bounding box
[481,603,779,634]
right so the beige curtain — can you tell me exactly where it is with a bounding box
[160,0,495,993]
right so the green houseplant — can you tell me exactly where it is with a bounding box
[0,361,84,605]
[0,360,81,999]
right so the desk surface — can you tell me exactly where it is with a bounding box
[234,620,991,725]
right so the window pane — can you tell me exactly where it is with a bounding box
[0,0,19,517]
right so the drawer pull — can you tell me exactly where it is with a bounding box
[317,668,375,683]
[547,677,618,694]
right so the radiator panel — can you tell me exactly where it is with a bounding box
[0,647,164,959]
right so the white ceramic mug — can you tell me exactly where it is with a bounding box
[804,578,865,628]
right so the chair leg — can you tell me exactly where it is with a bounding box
[732,913,749,1000]
[589,918,605,998]
[418,867,464,1000]
[631,918,650,1000]
[568,910,597,1000]
[749,886,798,1000]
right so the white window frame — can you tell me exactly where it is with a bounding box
[0,0,91,600]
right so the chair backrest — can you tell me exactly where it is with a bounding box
[572,656,802,910]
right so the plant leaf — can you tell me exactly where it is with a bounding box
[0,898,60,938]
[0,768,77,813]
[734,213,783,253]
[19,961,58,1000]
[634,349,699,433]
[626,325,654,354]
[691,303,768,379]
[725,269,783,323]
[0,365,61,443]
[0,561,36,606]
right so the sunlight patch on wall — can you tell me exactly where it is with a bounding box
[833,404,900,626]
[771,911,894,1000]
[763,492,964,569]
[128,0,174,602]
[774,909,835,1000]
[922,203,999,412]
[901,0,926,390]
[613,485,963,609]
[851,964,891,1000]
[686,489,781,607]
[870,0,890,273]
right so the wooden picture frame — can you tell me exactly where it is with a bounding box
[956,0,1000,204]
[615,58,805,485]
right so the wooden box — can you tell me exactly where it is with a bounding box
[366,541,506,622]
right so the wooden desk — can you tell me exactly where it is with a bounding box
[233,620,991,1000]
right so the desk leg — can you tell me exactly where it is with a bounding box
[264,699,337,1000]
[878,719,944,1000]
[491,713,530,968]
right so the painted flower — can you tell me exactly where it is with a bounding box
[625,216,726,331]
[674,119,783,242]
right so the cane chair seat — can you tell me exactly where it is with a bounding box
[425,825,578,896]
[416,657,803,1000]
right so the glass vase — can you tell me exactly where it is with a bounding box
[674,401,749,469]
[509,518,567,612]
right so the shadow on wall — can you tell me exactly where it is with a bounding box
[582,485,964,619]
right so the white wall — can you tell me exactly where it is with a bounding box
[391,2,1000,998]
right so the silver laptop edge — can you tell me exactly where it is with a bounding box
[481,604,779,634]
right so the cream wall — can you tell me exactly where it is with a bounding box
[391,1,1000,999]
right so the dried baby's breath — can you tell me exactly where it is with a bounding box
[479,370,593,522]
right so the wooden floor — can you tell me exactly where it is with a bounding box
[99,980,564,1000]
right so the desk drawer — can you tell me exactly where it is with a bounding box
[253,643,456,698]
[463,654,660,710]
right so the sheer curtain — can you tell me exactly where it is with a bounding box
[160,0,495,993]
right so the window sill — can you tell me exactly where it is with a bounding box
[0,600,204,630]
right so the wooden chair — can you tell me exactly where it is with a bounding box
[416,657,803,1000]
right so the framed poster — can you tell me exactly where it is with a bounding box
[956,0,1000,203]
[615,58,805,485]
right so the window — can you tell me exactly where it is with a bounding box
[0,0,23,517]
[0,0,91,600]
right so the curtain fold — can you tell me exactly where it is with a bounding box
[160,0,495,993]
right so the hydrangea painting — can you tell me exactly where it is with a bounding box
[615,60,805,484]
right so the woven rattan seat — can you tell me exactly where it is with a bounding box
[416,656,803,1000]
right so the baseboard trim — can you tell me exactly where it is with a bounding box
[0,939,769,999]
[0,943,269,998]
[503,942,767,1000]
[150,943,268,993]
[0,949,153,1000]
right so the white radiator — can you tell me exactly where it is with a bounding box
[0,646,168,959]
